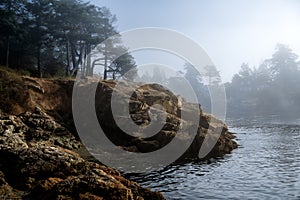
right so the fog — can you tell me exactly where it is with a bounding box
[87,0,300,120]
[91,0,300,82]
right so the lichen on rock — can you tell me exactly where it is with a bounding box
[0,109,165,199]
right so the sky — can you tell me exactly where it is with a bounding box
[89,0,300,82]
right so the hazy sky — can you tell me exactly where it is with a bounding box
[90,0,300,82]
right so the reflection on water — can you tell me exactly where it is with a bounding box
[126,120,300,199]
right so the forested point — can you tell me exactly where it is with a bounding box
[0,0,136,79]
[182,44,300,119]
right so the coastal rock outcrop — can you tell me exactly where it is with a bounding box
[85,80,238,160]
[0,68,237,199]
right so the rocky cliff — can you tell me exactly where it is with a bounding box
[0,67,237,199]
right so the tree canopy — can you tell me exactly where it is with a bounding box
[226,44,300,119]
[0,0,136,79]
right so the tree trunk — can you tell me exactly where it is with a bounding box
[103,45,108,80]
[5,1,11,67]
[86,45,92,76]
[71,44,77,74]
[103,56,107,80]
[5,36,9,68]
[37,45,42,78]
[65,40,70,76]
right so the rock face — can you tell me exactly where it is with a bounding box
[0,109,165,199]
[89,80,238,160]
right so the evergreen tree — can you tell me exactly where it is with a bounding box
[0,0,136,79]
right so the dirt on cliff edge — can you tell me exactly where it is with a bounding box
[0,67,77,135]
[0,67,72,115]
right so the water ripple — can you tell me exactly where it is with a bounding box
[126,122,300,199]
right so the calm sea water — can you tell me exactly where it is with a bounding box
[126,119,300,199]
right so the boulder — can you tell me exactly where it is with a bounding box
[91,81,237,161]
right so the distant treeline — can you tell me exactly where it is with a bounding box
[226,44,300,119]
[0,0,136,79]
[181,44,300,119]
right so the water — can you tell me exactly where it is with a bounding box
[126,120,300,199]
